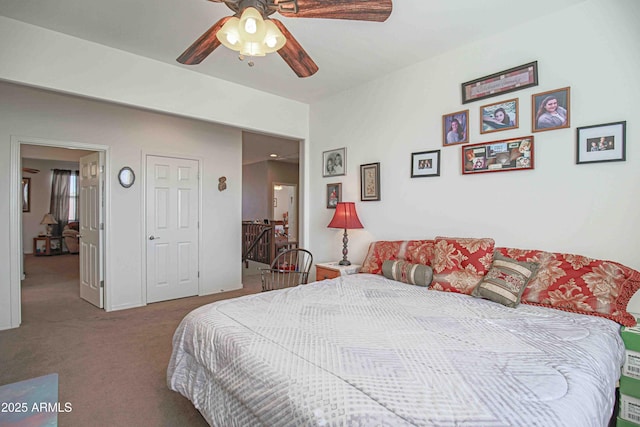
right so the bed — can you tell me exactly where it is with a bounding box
[167,273,625,426]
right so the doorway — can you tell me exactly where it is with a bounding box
[9,136,109,328]
[273,183,297,240]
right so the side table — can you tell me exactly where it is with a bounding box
[33,236,63,256]
[316,262,361,281]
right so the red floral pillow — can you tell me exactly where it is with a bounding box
[404,240,435,266]
[360,240,436,275]
[497,247,640,326]
[360,241,404,274]
[431,237,495,294]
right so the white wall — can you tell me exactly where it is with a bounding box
[0,16,309,139]
[0,82,244,328]
[308,0,640,306]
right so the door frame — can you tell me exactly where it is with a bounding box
[9,135,110,328]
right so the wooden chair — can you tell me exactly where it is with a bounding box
[260,248,313,292]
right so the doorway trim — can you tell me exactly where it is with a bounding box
[9,135,111,328]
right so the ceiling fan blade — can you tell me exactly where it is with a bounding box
[177,16,232,65]
[277,0,392,22]
[271,19,319,78]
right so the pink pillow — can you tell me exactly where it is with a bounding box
[497,247,640,326]
[431,237,495,294]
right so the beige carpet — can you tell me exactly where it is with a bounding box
[0,254,264,426]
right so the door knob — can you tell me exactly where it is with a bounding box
[148,235,160,240]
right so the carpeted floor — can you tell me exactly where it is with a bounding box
[0,254,264,426]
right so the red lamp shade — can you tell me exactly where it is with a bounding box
[327,202,364,230]
[327,202,363,266]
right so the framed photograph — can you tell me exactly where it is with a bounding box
[462,136,534,175]
[443,110,469,146]
[461,61,538,104]
[360,162,380,201]
[22,177,31,212]
[576,121,626,165]
[323,147,346,177]
[326,183,342,208]
[480,98,519,134]
[532,87,571,132]
[411,150,441,178]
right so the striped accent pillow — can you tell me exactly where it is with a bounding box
[382,260,433,287]
[472,253,539,308]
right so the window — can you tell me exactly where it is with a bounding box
[68,173,79,221]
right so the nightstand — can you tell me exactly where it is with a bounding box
[315,262,361,281]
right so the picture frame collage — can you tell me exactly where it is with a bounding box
[322,60,626,207]
[444,60,625,174]
[323,148,381,206]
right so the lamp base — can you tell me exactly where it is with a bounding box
[338,259,351,266]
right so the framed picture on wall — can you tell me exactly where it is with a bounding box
[323,148,346,177]
[360,162,380,201]
[480,98,519,134]
[443,110,469,146]
[576,121,626,164]
[532,87,571,132]
[326,183,342,209]
[461,61,538,104]
[411,150,440,178]
[462,136,534,175]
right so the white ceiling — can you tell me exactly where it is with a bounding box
[0,0,586,105]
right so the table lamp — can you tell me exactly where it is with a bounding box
[40,213,58,236]
[327,202,364,266]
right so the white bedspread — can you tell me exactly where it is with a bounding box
[167,273,624,426]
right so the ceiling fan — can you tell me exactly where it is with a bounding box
[177,0,393,78]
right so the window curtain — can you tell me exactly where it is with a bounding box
[49,169,72,236]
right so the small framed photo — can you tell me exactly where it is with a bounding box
[480,98,519,134]
[322,147,346,177]
[462,136,534,175]
[532,87,570,132]
[443,110,469,146]
[326,183,342,209]
[411,150,441,178]
[576,121,626,165]
[360,162,380,201]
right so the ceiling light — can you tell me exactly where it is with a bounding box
[270,153,278,158]
[217,7,286,58]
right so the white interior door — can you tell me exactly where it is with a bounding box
[146,155,199,303]
[79,152,104,308]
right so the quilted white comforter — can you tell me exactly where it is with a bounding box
[167,273,624,426]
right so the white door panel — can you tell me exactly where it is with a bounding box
[146,155,199,303]
[79,152,104,308]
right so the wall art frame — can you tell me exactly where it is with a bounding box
[462,136,534,175]
[360,162,380,201]
[411,150,441,178]
[532,87,571,133]
[480,98,519,134]
[461,61,538,104]
[322,147,346,177]
[443,110,469,146]
[576,121,626,165]
[326,183,342,209]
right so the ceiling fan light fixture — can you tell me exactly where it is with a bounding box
[216,7,286,58]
